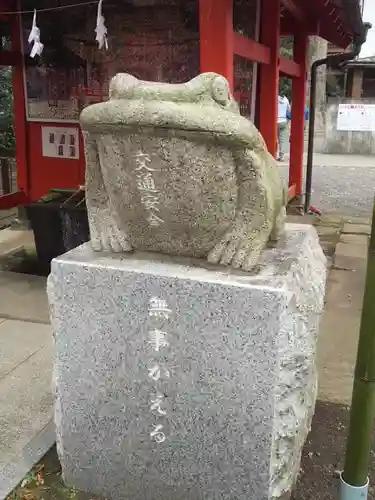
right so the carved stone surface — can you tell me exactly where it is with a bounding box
[48,223,326,500]
[80,72,287,271]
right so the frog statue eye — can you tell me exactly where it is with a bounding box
[211,76,230,106]
[109,74,140,99]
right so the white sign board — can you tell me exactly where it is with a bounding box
[337,104,375,132]
[41,126,80,159]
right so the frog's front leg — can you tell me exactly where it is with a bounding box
[84,132,132,253]
[207,149,275,271]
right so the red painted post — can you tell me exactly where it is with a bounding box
[11,12,30,200]
[258,0,280,157]
[289,31,308,198]
[199,0,234,91]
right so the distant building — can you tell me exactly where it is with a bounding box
[326,54,375,100]
[343,56,375,98]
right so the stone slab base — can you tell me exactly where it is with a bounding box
[48,223,326,500]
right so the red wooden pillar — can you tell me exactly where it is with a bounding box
[258,0,280,157]
[289,32,308,198]
[11,12,29,199]
[199,0,234,91]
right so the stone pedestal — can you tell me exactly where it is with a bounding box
[48,223,326,500]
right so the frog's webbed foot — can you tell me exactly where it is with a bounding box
[90,212,132,253]
[270,206,286,242]
[207,220,271,271]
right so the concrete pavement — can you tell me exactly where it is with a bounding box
[291,217,373,500]
[0,268,53,498]
[0,271,50,324]
[317,219,369,405]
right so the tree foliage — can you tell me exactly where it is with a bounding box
[279,36,293,100]
[0,67,15,152]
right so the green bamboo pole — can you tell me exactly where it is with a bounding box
[343,197,375,488]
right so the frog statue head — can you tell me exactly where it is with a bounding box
[80,72,287,271]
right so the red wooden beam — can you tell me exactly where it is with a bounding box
[259,0,280,157]
[233,33,270,65]
[281,17,318,36]
[0,51,22,66]
[289,31,308,198]
[280,0,304,22]
[11,13,30,199]
[280,18,295,36]
[279,56,301,78]
[199,0,234,91]
[0,0,13,21]
[0,191,28,210]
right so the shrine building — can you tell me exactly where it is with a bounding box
[0,0,367,211]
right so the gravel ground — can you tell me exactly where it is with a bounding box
[292,400,375,500]
[280,164,375,217]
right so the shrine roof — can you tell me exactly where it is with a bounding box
[2,0,369,53]
[282,0,367,50]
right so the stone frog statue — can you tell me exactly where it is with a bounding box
[80,72,287,271]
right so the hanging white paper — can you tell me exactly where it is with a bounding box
[28,9,44,58]
[27,10,39,44]
[95,0,108,50]
[30,40,44,58]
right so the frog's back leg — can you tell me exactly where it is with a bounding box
[270,206,286,241]
[270,184,287,241]
[207,148,278,271]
